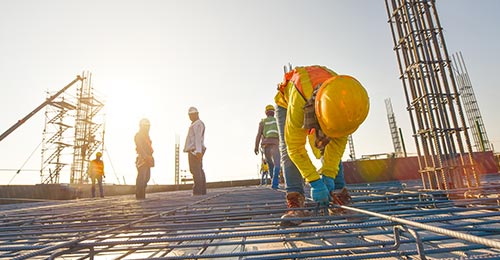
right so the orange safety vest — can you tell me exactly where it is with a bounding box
[276,65,337,107]
[89,159,104,177]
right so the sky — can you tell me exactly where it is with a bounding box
[0,0,499,185]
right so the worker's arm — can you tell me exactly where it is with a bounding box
[254,121,264,154]
[285,86,320,183]
[319,136,348,179]
[193,121,205,155]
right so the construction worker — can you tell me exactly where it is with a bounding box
[275,65,369,226]
[135,118,154,199]
[183,107,207,195]
[260,157,270,185]
[254,105,281,189]
[88,151,105,198]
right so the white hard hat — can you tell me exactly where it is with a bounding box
[139,118,150,126]
[188,107,199,114]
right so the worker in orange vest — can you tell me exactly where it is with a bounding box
[88,151,105,198]
[275,65,369,226]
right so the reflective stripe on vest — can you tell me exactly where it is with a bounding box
[90,160,104,176]
[262,117,279,138]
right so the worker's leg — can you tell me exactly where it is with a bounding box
[264,144,281,189]
[276,106,304,194]
[91,177,96,198]
[98,176,104,198]
[189,153,205,195]
[136,166,150,199]
[270,144,281,189]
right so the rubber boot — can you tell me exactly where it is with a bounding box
[280,192,307,227]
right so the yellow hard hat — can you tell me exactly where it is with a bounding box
[96,152,102,157]
[315,75,369,138]
[265,105,275,112]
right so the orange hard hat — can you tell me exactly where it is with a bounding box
[315,75,369,138]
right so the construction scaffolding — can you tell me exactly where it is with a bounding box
[39,73,105,185]
[40,95,76,184]
[452,51,491,152]
[385,0,479,193]
[71,71,105,184]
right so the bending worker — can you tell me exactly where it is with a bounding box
[275,65,369,226]
[88,151,105,198]
[254,105,281,189]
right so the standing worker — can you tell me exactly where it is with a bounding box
[254,105,281,189]
[183,107,207,196]
[260,157,270,185]
[275,65,369,226]
[135,118,154,200]
[88,151,105,198]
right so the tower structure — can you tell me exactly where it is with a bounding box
[71,71,105,184]
[348,135,356,160]
[452,52,491,152]
[40,95,76,184]
[175,135,180,185]
[385,98,403,157]
[385,0,479,192]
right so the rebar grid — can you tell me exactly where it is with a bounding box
[0,175,499,259]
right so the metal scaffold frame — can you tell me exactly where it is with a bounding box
[40,95,76,184]
[452,51,491,153]
[71,71,105,184]
[385,0,479,192]
[39,73,105,185]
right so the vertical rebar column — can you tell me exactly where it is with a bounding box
[452,52,491,152]
[385,98,403,157]
[175,135,180,185]
[385,0,479,192]
[348,135,356,160]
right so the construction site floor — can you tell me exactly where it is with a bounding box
[1,174,499,259]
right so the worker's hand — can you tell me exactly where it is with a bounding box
[195,152,203,161]
[321,175,335,193]
[309,179,330,206]
[254,148,259,155]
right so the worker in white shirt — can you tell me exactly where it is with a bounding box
[183,106,207,195]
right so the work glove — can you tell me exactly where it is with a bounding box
[309,179,330,206]
[320,175,335,193]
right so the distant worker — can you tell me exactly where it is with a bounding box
[135,118,154,200]
[275,65,369,226]
[254,105,281,189]
[260,157,270,185]
[88,151,105,198]
[183,107,207,196]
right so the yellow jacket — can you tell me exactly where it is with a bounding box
[275,65,348,183]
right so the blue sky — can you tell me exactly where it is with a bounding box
[1,0,499,185]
